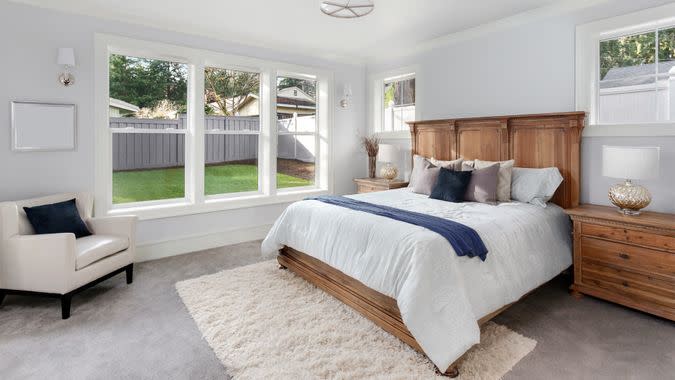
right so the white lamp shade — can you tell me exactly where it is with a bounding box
[378,144,398,163]
[602,145,660,180]
[57,48,75,66]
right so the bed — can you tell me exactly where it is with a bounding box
[262,111,585,376]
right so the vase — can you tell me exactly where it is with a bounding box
[368,156,377,178]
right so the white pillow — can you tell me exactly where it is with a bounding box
[511,167,563,207]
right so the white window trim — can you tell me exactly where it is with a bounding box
[576,2,675,137]
[94,34,333,220]
[368,65,420,139]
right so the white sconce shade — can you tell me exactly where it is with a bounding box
[602,146,660,180]
[57,48,75,66]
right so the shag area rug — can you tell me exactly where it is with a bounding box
[176,260,536,379]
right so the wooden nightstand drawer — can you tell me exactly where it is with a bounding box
[582,223,675,251]
[580,237,675,278]
[581,261,675,300]
[357,184,379,193]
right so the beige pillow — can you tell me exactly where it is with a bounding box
[474,159,515,202]
[429,157,463,170]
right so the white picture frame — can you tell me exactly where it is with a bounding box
[11,101,77,152]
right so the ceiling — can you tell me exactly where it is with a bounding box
[13,0,565,62]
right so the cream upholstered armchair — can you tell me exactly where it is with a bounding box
[0,193,137,319]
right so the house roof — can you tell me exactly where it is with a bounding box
[601,61,675,88]
[109,97,140,112]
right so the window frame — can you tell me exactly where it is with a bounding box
[576,2,675,136]
[94,34,333,220]
[368,66,420,139]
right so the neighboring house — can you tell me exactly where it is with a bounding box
[109,97,140,117]
[209,86,316,118]
[601,61,675,88]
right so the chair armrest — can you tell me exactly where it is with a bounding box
[1,233,77,293]
[86,216,137,238]
[0,202,19,241]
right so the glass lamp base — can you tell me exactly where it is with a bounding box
[618,208,641,216]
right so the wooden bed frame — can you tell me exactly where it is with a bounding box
[277,111,585,377]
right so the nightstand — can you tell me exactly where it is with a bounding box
[353,178,408,194]
[565,204,675,321]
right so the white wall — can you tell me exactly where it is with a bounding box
[369,0,675,213]
[0,1,367,246]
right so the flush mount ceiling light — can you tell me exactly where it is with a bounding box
[321,1,374,18]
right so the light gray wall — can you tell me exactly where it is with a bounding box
[370,0,675,213]
[0,2,367,244]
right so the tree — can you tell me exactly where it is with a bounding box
[600,28,675,79]
[109,54,187,115]
[204,68,259,116]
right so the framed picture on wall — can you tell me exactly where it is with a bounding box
[11,101,77,152]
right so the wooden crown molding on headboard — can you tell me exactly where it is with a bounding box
[407,111,585,209]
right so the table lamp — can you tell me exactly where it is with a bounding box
[602,145,660,215]
[378,144,399,180]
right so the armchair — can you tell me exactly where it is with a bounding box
[0,193,137,319]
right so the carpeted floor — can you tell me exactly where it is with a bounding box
[0,240,673,380]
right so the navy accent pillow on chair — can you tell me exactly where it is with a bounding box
[429,168,472,202]
[23,199,92,238]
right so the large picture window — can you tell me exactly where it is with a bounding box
[109,54,188,204]
[96,35,333,218]
[276,76,317,189]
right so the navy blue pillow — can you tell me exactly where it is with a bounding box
[429,168,472,202]
[23,199,92,238]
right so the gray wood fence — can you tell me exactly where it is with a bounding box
[110,115,314,171]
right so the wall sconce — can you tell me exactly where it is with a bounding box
[339,84,352,109]
[57,48,76,86]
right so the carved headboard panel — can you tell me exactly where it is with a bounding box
[408,112,585,209]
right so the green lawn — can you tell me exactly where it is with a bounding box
[113,164,311,204]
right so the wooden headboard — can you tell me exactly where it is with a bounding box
[407,112,585,209]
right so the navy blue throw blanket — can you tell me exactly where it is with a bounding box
[306,195,488,261]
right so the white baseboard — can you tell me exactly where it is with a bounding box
[135,224,272,262]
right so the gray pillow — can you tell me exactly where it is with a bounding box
[411,164,441,195]
[408,155,428,189]
[463,163,500,203]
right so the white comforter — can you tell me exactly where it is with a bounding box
[261,188,572,370]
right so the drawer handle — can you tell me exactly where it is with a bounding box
[618,253,630,260]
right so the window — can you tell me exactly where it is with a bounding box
[369,67,419,137]
[598,27,675,124]
[203,67,261,196]
[109,54,188,204]
[276,76,317,189]
[576,2,675,136]
[383,75,415,132]
[96,35,333,219]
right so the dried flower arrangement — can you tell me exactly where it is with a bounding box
[361,135,380,157]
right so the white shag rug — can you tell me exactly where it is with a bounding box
[176,260,536,380]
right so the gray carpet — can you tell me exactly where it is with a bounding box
[0,241,673,380]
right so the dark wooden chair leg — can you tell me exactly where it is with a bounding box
[0,291,6,306]
[125,264,134,284]
[61,294,72,319]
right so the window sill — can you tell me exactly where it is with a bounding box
[105,188,329,220]
[374,131,412,139]
[583,123,675,137]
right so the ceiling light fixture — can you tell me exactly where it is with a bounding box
[321,1,374,19]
